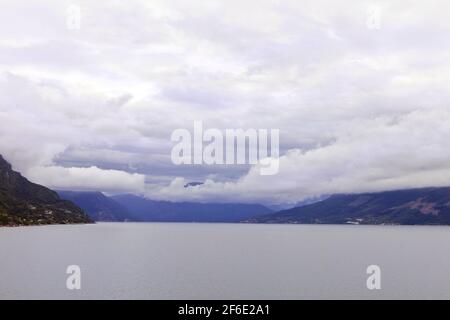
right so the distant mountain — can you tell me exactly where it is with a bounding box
[266,195,329,212]
[248,187,450,225]
[57,191,130,222]
[111,194,272,222]
[0,155,92,226]
[184,182,204,188]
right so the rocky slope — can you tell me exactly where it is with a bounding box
[0,155,92,226]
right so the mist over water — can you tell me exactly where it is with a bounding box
[1,223,449,300]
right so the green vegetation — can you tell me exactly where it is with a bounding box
[0,155,92,226]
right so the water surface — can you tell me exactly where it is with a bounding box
[0,222,449,299]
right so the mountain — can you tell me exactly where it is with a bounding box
[111,194,272,222]
[184,182,204,188]
[248,187,450,225]
[266,195,329,212]
[0,155,92,226]
[57,191,130,222]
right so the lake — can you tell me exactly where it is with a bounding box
[0,222,449,299]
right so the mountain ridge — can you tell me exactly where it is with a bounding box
[57,190,130,222]
[111,194,273,222]
[0,155,92,226]
[247,187,450,225]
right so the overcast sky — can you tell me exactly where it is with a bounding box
[1,0,450,206]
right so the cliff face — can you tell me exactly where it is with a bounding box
[0,155,92,226]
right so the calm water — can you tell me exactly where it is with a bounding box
[0,222,450,299]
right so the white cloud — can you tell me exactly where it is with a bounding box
[148,108,450,205]
[0,0,450,204]
[25,165,146,193]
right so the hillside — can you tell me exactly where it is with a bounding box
[0,155,92,226]
[57,191,130,222]
[248,187,450,225]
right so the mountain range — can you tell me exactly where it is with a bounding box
[248,187,450,225]
[4,152,450,226]
[57,192,272,223]
[110,194,272,222]
[0,153,271,225]
[0,155,92,226]
[57,191,130,222]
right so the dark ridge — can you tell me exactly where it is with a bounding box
[248,187,450,225]
[0,154,92,226]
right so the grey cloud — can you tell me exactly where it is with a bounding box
[0,0,450,204]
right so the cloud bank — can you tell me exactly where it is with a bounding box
[1,0,450,205]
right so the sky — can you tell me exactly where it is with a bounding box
[1,0,450,206]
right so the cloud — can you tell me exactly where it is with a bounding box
[147,108,450,206]
[25,165,146,193]
[0,0,450,204]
